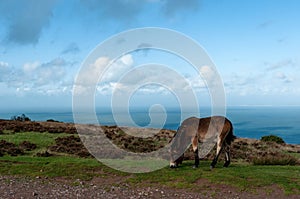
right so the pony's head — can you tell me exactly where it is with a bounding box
[169,125,188,168]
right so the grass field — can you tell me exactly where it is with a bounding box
[0,131,70,154]
[0,131,300,195]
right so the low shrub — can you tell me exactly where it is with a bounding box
[261,135,285,144]
[10,114,31,122]
[19,141,37,151]
[47,119,60,123]
[36,151,52,157]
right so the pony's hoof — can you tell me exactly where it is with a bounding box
[223,162,230,167]
[210,165,214,170]
[192,165,198,169]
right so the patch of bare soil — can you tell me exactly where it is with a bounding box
[0,175,299,199]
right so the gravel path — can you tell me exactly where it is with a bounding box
[1,176,299,199]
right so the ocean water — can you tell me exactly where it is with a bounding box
[1,106,299,144]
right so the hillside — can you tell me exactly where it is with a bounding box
[0,119,300,198]
[1,119,299,164]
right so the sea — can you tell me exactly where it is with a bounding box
[1,106,299,144]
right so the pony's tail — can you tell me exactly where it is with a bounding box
[226,120,236,145]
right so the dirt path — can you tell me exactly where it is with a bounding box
[0,176,298,199]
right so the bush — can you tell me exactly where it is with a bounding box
[261,135,285,144]
[47,119,60,123]
[36,151,52,157]
[19,141,37,151]
[0,140,24,156]
[11,114,31,122]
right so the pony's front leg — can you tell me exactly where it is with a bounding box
[193,148,199,168]
[192,137,199,168]
[210,140,222,169]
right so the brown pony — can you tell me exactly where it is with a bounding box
[170,116,235,169]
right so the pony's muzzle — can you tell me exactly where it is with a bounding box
[169,162,178,168]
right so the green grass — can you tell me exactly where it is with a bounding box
[0,131,126,179]
[201,163,300,194]
[0,131,71,147]
[0,155,104,180]
[289,152,300,159]
[99,158,168,173]
[0,131,72,154]
[128,161,300,194]
[0,155,299,195]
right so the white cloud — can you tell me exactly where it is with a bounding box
[0,61,9,68]
[2,57,74,96]
[199,65,225,92]
[224,65,300,98]
[120,54,133,66]
[137,85,171,95]
[23,61,40,73]
[274,71,286,79]
[76,56,110,88]
[21,58,67,86]
[95,61,209,97]
[187,75,206,91]
[274,71,292,82]
[0,61,10,82]
[73,57,111,95]
[200,65,215,81]
[102,55,134,83]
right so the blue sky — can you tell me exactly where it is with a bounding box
[0,0,300,111]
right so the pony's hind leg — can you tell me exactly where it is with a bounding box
[223,143,231,167]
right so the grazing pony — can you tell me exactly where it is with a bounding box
[170,116,235,169]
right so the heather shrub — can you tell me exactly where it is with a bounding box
[261,135,285,144]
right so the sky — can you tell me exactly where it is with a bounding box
[1,0,300,111]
